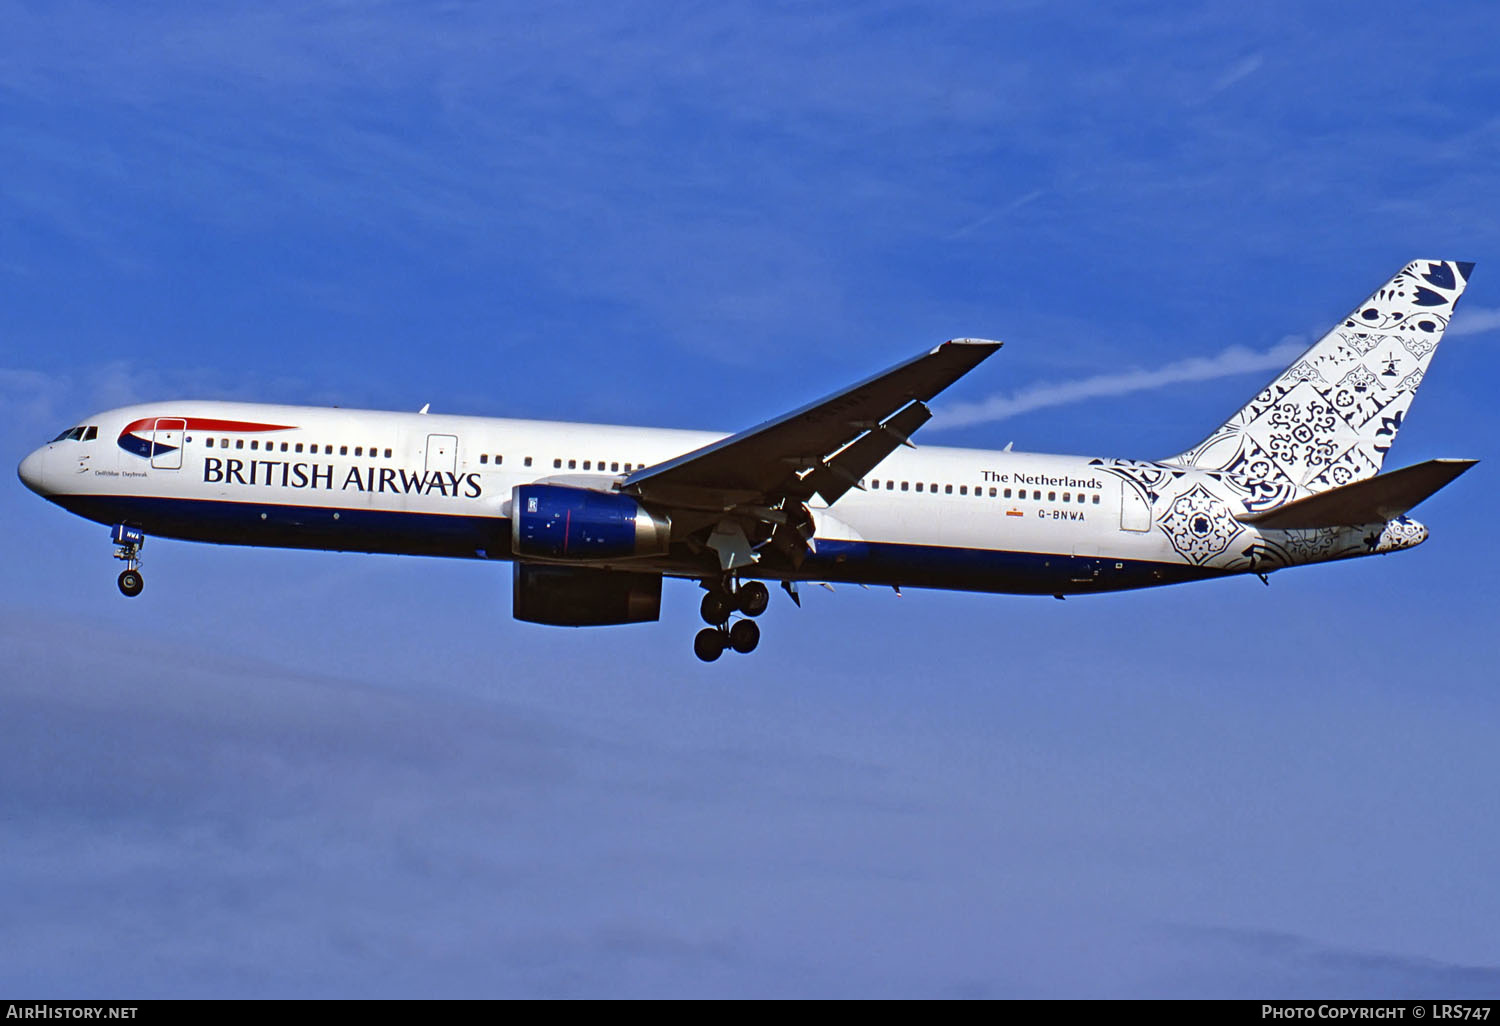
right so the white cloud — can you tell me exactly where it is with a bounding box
[1449,305,1500,337]
[931,337,1306,430]
[1210,53,1264,94]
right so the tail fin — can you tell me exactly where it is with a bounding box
[1166,260,1474,493]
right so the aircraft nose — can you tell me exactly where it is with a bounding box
[17,447,48,496]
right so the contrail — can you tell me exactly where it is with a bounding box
[930,338,1305,430]
[1450,305,1500,337]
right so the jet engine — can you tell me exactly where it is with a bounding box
[511,484,672,562]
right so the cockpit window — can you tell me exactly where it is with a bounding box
[81,426,97,441]
[51,427,86,442]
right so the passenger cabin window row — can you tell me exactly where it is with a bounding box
[551,458,639,473]
[201,437,393,458]
[863,478,1103,505]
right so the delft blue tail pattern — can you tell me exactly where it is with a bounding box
[1165,260,1473,497]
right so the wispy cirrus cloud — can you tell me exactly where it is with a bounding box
[1449,305,1500,337]
[1209,53,1264,94]
[930,337,1305,429]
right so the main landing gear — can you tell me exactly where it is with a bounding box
[693,578,771,662]
[111,524,145,598]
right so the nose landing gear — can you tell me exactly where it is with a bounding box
[111,524,145,598]
[693,578,772,661]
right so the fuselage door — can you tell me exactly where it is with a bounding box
[1120,479,1152,532]
[425,434,458,476]
[151,418,186,470]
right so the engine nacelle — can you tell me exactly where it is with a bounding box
[511,484,671,561]
[512,563,662,626]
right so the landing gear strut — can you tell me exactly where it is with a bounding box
[693,577,771,661]
[111,524,145,598]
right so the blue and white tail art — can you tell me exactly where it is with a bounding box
[18,260,1478,661]
[1167,260,1472,493]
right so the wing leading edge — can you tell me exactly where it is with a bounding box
[622,338,1001,511]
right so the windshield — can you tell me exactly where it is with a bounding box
[49,426,96,442]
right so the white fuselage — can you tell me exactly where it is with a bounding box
[18,399,1424,597]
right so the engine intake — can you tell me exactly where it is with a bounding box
[511,484,671,561]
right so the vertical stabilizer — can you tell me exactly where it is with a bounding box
[1166,260,1473,493]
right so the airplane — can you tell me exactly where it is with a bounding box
[17,259,1478,661]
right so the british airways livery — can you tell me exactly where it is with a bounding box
[17,261,1478,661]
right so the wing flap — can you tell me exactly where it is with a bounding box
[1236,458,1477,529]
[803,400,932,504]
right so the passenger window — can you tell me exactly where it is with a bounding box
[496,455,503,465]
[325,445,333,455]
[525,457,533,467]
[295,443,304,453]
[916,482,923,492]
[611,462,619,472]
[901,482,909,491]
[236,439,244,449]
[1033,490,1041,500]
[206,438,215,448]
[1062,493,1070,502]
[340,446,348,456]
[281,442,289,452]
[221,438,229,448]
[1093,494,1100,504]
[554,459,562,468]
[480,454,488,464]
[250,440,259,450]
[583,461,591,470]
[568,459,576,469]
[355,447,363,457]
[989,487,997,497]
[959,485,967,495]
[1003,488,1011,498]
[384,449,392,459]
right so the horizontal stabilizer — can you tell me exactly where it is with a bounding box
[1237,458,1477,529]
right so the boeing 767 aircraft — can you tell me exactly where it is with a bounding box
[18,260,1477,660]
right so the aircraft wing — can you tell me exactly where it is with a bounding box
[622,338,1001,511]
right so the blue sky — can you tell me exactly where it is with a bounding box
[4,0,1500,997]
